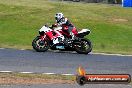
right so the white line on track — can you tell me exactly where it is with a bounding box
[0,48,5,49]
[19,72,34,74]
[20,49,26,50]
[42,73,56,75]
[0,71,13,73]
[92,53,132,57]
[0,71,76,75]
[61,74,75,76]
[0,71,75,76]
[0,48,132,57]
[50,50,132,56]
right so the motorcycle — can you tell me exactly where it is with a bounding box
[32,25,92,54]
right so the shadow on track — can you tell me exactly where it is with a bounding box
[32,49,91,55]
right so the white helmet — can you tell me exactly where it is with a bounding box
[55,13,64,21]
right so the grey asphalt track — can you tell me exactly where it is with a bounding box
[0,84,132,88]
[0,48,132,88]
[0,48,132,75]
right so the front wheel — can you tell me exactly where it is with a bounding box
[32,36,49,52]
[74,38,92,54]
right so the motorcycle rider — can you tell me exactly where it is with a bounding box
[52,13,78,40]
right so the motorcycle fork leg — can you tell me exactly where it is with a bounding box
[40,35,46,41]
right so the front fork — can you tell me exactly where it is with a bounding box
[40,35,46,41]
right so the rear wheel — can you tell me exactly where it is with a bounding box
[32,36,49,52]
[74,38,92,54]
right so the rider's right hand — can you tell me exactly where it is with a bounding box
[52,24,57,27]
[49,24,58,29]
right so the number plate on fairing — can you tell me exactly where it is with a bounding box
[56,46,65,49]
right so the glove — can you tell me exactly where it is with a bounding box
[49,24,57,29]
[52,24,57,27]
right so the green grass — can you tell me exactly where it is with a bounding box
[0,0,132,54]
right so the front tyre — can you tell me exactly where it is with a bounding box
[32,36,49,52]
[74,38,92,54]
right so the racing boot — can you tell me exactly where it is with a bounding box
[70,32,75,40]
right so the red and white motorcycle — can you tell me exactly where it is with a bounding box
[32,25,92,54]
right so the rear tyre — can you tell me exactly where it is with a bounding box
[32,36,49,52]
[74,38,92,54]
